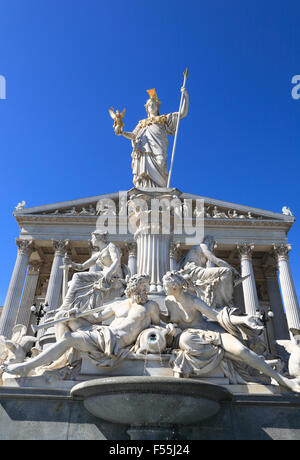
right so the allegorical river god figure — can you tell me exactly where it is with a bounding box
[3,275,174,376]
[115,87,189,188]
[162,272,300,393]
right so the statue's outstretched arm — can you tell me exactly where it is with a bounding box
[180,88,189,119]
[121,131,135,140]
[68,252,99,271]
[93,304,115,322]
[200,244,239,276]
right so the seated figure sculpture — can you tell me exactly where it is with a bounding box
[59,230,126,314]
[178,235,239,308]
[3,275,175,377]
[162,271,300,393]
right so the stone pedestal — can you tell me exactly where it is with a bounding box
[0,239,33,337]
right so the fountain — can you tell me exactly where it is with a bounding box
[71,376,232,440]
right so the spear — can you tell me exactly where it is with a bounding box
[167,68,189,188]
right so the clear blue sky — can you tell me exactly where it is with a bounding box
[0,0,299,304]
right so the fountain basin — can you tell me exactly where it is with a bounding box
[71,376,232,428]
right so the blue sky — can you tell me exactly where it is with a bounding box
[0,0,299,304]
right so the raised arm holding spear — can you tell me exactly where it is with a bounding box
[167,68,189,188]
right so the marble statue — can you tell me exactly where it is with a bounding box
[162,272,300,392]
[80,206,96,216]
[133,327,173,355]
[109,107,126,135]
[64,207,78,215]
[0,324,38,383]
[56,230,127,338]
[3,275,174,377]
[114,87,189,188]
[178,235,239,308]
[15,201,26,211]
[212,206,228,219]
[282,206,294,216]
[285,329,300,378]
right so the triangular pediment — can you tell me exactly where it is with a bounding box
[13,189,295,223]
[13,192,120,217]
[181,192,295,222]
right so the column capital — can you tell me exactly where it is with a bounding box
[273,243,291,262]
[51,239,70,256]
[16,239,34,256]
[236,242,254,259]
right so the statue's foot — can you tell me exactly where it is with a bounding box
[283,376,300,393]
[2,362,30,377]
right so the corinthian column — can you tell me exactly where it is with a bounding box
[237,243,259,316]
[16,261,42,331]
[273,244,300,332]
[45,239,69,310]
[0,239,33,337]
[135,215,170,293]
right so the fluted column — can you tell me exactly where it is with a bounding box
[273,244,300,332]
[135,214,170,293]
[170,242,180,271]
[45,239,69,310]
[237,243,259,316]
[264,264,289,340]
[127,243,137,276]
[0,239,33,337]
[15,261,41,331]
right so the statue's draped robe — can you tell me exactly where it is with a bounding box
[62,243,124,312]
[179,246,234,308]
[170,307,266,384]
[131,113,178,188]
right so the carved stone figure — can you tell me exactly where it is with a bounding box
[116,87,189,188]
[228,210,239,218]
[134,327,170,355]
[0,324,38,383]
[212,206,228,219]
[64,207,78,215]
[282,206,294,216]
[109,107,126,135]
[162,272,300,392]
[15,201,26,211]
[79,206,96,216]
[178,235,239,308]
[56,231,127,340]
[286,329,300,378]
[3,275,173,377]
